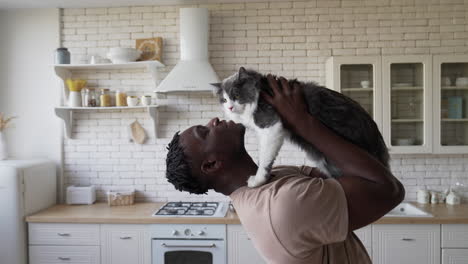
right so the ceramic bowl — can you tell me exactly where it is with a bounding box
[107,48,142,64]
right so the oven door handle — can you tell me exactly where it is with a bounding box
[161,243,216,248]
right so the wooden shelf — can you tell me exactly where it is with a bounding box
[391,119,424,123]
[441,118,468,122]
[341,88,374,92]
[441,86,468,90]
[55,106,160,139]
[53,61,165,71]
[391,86,423,91]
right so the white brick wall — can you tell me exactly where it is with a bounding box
[61,0,468,202]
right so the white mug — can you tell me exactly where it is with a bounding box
[141,95,152,106]
[360,80,370,88]
[127,96,139,107]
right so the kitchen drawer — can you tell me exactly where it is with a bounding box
[29,223,100,246]
[29,245,100,264]
[442,224,468,248]
[442,249,468,264]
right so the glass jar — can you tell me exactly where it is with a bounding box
[83,88,99,107]
[55,47,70,64]
[115,90,127,107]
[100,89,111,107]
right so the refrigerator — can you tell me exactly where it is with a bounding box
[0,159,57,264]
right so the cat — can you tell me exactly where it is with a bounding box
[211,67,390,188]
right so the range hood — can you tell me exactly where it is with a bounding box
[156,8,219,93]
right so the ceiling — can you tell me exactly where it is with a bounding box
[0,0,280,9]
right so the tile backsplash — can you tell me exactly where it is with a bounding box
[61,0,468,202]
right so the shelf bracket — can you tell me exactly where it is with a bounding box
[147,107,159,138]
[55,108,73,138]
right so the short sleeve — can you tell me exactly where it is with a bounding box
[269,177,349,257]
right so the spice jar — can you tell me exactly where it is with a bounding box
[55,47,70,64]
[83,88,99,107]
[116,90,127,107]
[100,89,111,107]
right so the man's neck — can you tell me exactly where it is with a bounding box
[216,153,258,196]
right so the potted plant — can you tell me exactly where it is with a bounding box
[0,113,16,160]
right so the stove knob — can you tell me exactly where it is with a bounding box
[184,229,191,236]
[197,230,205,236]
[172,230,179,236]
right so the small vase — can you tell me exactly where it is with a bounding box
[0,132,8,160]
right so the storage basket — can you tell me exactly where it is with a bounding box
[107,189,135,206]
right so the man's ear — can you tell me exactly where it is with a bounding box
[201,159,223,175]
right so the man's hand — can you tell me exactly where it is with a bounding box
[262,75,309,132]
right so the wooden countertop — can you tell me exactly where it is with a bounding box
[26,202,468,225]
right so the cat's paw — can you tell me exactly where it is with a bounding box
[247,173,268,188]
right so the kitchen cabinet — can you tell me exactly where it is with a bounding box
[372,224,440,264]
[326,56,383,131]
[441,225,468,263]
[433,55,468,153]
[354,226,372,256]
[382,55,433,154]
[101,224,151,264]
[29,223,101,264]
[227,225,266,264]
[29,246,100,264]
[442,249,468,264]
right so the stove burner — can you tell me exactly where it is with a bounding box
[154,202,220,216]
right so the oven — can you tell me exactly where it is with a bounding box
[151,224,226,264]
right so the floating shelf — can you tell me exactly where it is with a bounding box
[55,106,160,139]
[391,118,424,123]
[341,88,374,92]
[442,118,468,122]
[154,88,214,94]
[441,86,468,90]
[391,86,423,91]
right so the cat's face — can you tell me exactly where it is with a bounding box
[212,67,262,115]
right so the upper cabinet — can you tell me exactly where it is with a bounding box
[326,56,383,131]
[382,55,433,154]
[433,55,468,154]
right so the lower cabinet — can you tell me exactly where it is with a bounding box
[442,249,468,264]
[372,224,440,264]
[100,224,151,264]
[29,245,100,264]
[227,225,266,264]
[441,224,468,264]
[354,226,372,255]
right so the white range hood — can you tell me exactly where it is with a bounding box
[156,8,219,93]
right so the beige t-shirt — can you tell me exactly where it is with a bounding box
[230,166,372,264]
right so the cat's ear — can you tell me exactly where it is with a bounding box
[210,83,222,94]
[238,66,248,80]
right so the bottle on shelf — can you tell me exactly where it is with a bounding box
[100,89,111,107]
[116,90,127,107]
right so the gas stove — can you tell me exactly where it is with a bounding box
[152,201,229,217]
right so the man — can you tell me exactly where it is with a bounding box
[165,75,405,263]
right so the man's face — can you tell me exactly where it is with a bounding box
[180,118,246,162]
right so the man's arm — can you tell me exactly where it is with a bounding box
[262,75,405,231]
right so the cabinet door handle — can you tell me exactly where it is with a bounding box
[120,236,132,240]
[401,238,414,241]
[57,233,70,237]
[161,243,216,248]
[57,257,71,260]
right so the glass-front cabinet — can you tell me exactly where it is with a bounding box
[382,56,432,153]
[433,55,468,153]
[326,56,382,130]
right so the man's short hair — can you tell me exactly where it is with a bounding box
[166,132,208,194]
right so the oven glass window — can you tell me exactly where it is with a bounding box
[164,251,212,264]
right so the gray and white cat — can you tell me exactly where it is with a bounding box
[212,67,389,188]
